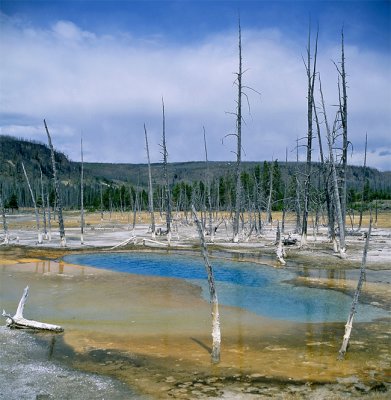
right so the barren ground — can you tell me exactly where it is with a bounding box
[0,210,390,399]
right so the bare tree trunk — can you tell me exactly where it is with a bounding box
[0,192,9,244]
[281,148,288,234]
[100,183,104,221]
[144,123,156,238]
[233,18,243,243]
[47,193,52,241]
[335,28,348,235]
[80,136,85,244]
[301,25,318,246]
[203,127,214,242]
[319,77,346,256]
[161,98,171,243]
[44,119,66,247]
[39,167,47,239]
[358,133,368,230]
[191,205,221,363]
[295,137,302,234]
[338,216,372,360]
[266,160,274,224]
[22,162,42,244]
[276,220,286,265]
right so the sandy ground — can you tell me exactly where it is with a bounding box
[0,211,390,399]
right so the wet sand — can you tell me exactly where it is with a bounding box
[1,253,390,399]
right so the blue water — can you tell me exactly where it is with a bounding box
[63,252,388,323]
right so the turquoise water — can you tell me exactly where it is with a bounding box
[63,252,388,323]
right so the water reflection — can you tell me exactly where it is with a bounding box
[64,252,389,323]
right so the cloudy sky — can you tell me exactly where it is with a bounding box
[0,0,390,170]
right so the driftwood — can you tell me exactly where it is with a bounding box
[338,218,372,360]
[2,286,63,332]
[109,236,137,249]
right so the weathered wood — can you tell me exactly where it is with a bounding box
[358,133,368,230]
[319,76,346,257]
[338,217,372,360]
[192,205,221,363]
[0,192,9,244]
[301,24,318,246]
[144,123,156,238]
[80,136,85,244]
[275,221,286,265]
[203,127,214,242]
[2,286,63,332]
[110,236,136,249]
[233,18,243,243]
[40,166,48,239]
[21,162,42,244]
[161,98,171,241]
[44,119,66,247]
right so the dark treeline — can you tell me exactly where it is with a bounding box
[1,135,391,214]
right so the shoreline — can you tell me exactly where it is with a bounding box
[1,252,390,399]
[1,213,390,399]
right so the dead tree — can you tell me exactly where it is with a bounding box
[301,24,318,246]
[2,286,63,332]
[266,160,274,224]
[276,220,286,265]
[39,166,48,239]
[281,149,288,234]
[294,137,302,233]
[44,119,66,247]
[203,127,214,242]
[161,98,171,243]
[80,136,85,244]
[100,183,104,221]
[334,28,348,233]
[192,205,221,363]
[358,133,368,230]
[338,216,372,360]
[319,76,346,256]
[21,162,42,244]
[0,192,9,244]
[46,193,52,241]
[233,18,243,243]
[144,123,156,238]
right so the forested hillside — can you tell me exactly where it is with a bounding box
[1,135,390,212]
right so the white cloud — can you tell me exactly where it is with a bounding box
[0,14,389,171]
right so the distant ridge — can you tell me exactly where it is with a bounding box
[1,135,390,192]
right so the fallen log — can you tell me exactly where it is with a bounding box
[2,286,64,332]
[109,236,136,249]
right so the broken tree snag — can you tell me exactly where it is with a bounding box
[2,286,63,332]
[338,217,372,360]
[192,205,221,364]
[233,17,243,244]
[21,161,42,244]
[44,119,66,247]
[275,221,286,265]
[144,123,156,239]
[80,135,85,245]
[0,192,9,244]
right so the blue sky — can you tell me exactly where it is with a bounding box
[1,0,390,170]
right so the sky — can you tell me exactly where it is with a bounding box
[0,0,390,171]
